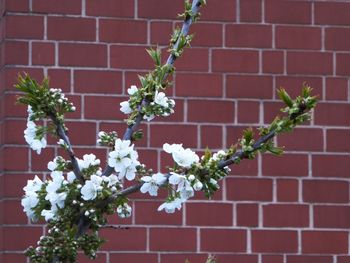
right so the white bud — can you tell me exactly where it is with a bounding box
[188,174,195,181]
[84,211,90,216]
[193,181,203,191]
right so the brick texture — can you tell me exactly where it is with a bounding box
[2,1,350,262]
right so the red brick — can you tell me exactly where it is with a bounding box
[150,21,173,45]
[31,148,54,171]
[3,200,27,224]
[326,28,350,51]
[99,19,147,44]
[339,256,350,263]
[64,95,82,119]
[236,203,259,227]
[240,0,261,22]
[150,228,196,251]
[200,229,246,252]
[226,25,272,48]
[263,51,284,74]
[212,50,259,73]
[150,124,197,148]
[263,204,309,227]
[48,17,95,41]
[313,155,350,178]
[190,23,223,47]
[198,0,236,21]
[3,173,40,198]
[135,201,182,225]
[74,70,122,94]
[315,103,350,126]
[110,254,157,262]
[4,94,27,118]
[325,77,348,101]
[3,119,26,144]
[110,45,152,70]
[176,73,222,98]
[262,255,283,263]
[287,52,333,75]
[100,227,146,250]
[277,128,323,152]
[153,98,184,123]
[160,254,208,263]
[175,48,209,72]
[86,0,133,17]
[226,178,272,201]
[277,179,298,202]
[5,0,29,12]
[287,256,333,263]
[138,0,182,19]
[186,203,232,226]
[59,43,107,67]
[64,121,96,145]
[262,154,308,177]
[215,255,258,263]
[336,53,350,76]
[314,206,350,229]
[315,2,350,26]
[237,101,259,124]
[275,76,323,99]
[0,254,26,263]
[252,230,298,253]
[327,129,350,152]
[84,96,125,120]
[5,15,43,39]
[265,0,311,24]
[302,231,348,254]
[4,41,28,65]
[276,26,321,50]
[47,69,71,92]
[188,99,234,123]
[3,227,42,250]
[32,42,55,65]
[303,180,349,203]
[262,101,283,124]
[226,75,273,99]
[76,253,106,263]
[33,0,81,14]
[200,125,222,149]
[3,147,28,171]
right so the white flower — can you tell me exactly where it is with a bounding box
[77,154,100,170]
[81,181,98,201]
[67,171,76,183]
[193,181,203,191]
[169,172,194,201]
[47,161,57,171]
[127,85,138,95]
[41,208,56,221]
[57,139,67,147]
[117,203,132,218]
[163,143,199,168]
[23,175,43,193]
[188,174,195,182]
[24,120,47,154]
[158,198,182,213]
[211,150,226,161]
[154,91,168,108]
[143,114,155,122]
[107,174,119,187]
[120,101,132,114]
[140,173,167,196]
[108,139,139,181]
[45,171,67,209]
[21,194,39,220]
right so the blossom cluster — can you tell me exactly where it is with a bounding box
[120,85,175,121]
[24,106,47,154]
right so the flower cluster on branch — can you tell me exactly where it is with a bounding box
[15,0,317,262]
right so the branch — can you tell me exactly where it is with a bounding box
[49,113,84,183]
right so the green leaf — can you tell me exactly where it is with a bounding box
[277,88,293,107]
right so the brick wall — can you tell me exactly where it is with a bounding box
[1,0,350,262]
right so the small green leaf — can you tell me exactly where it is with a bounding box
[277,88,293,107]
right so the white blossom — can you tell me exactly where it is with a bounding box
[117,203,132,218]
[140,173,167,196]
[22,175,43,220]
[143,114,155,122]
[67,171,76,183]
[47,160,57,171]
[154,91,169,108]
[41,208,56,221]
[81,181,98,201]
[193,180,203,191]
[108,139,139,181]
[127,85,138,95]
[120,101,132,114]
[77,154,100,170]
[107,174,119,187]
[24,120,47,154]
[45,171,67,209]
[169,172,194,201]
[158,198,182,213]
[163,143,199,168]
